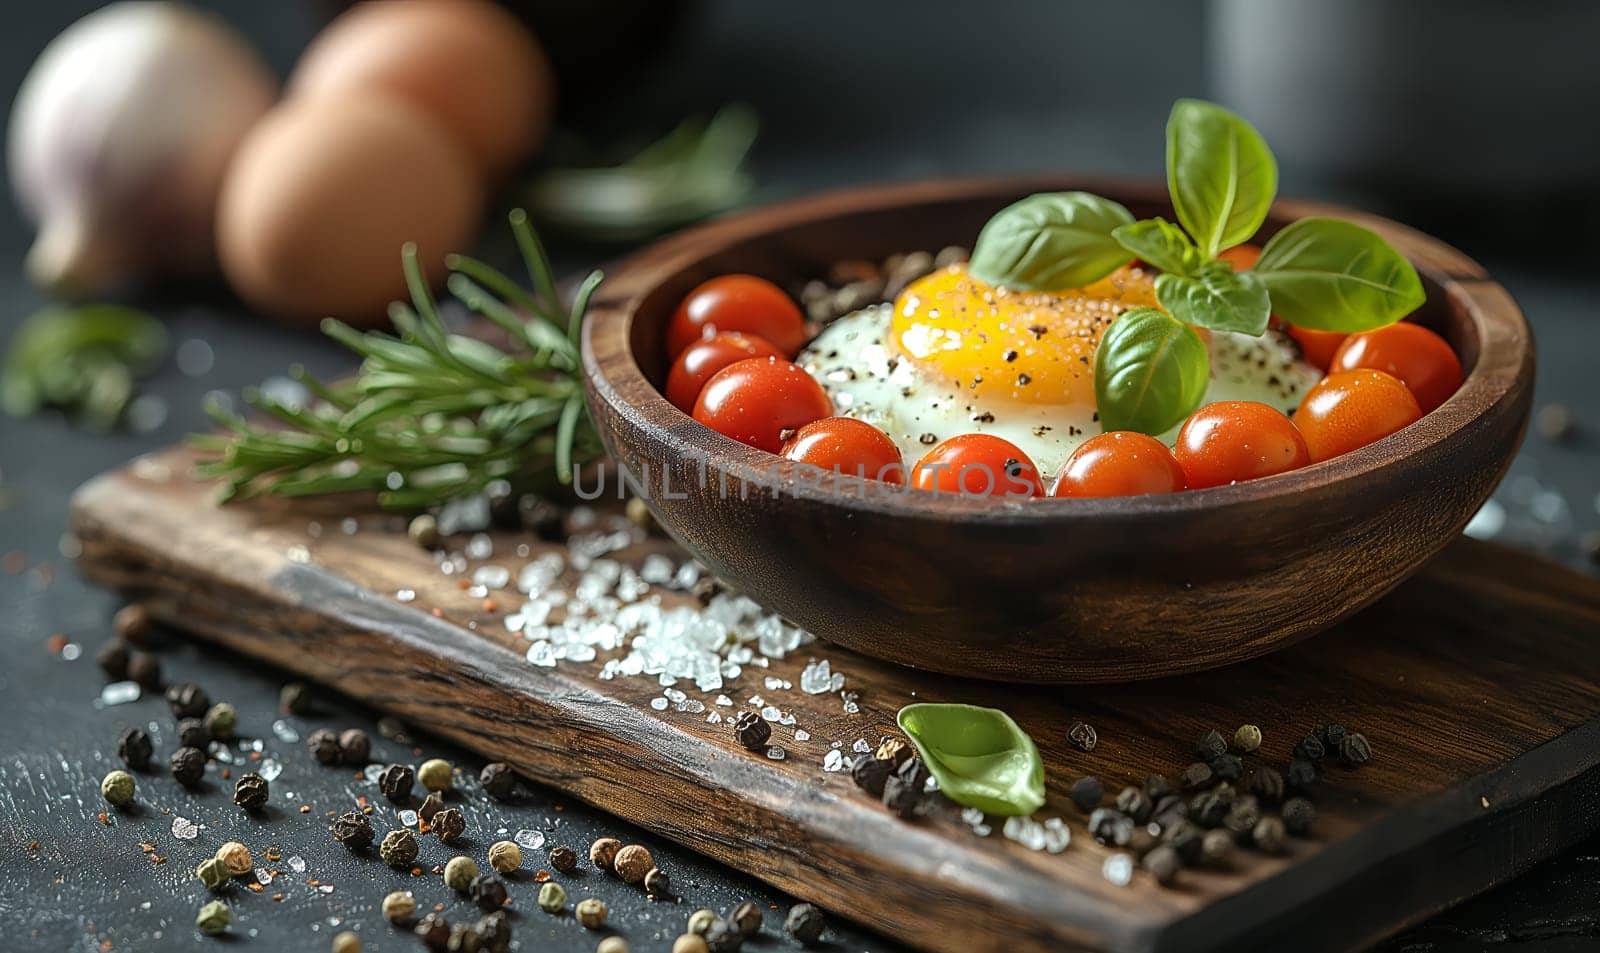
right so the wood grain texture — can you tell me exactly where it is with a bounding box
[580,177,1534,682]
[70,448,1600,953]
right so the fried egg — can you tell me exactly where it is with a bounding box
[797,264,1321,477]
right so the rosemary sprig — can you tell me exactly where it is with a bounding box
[193,210,603,509]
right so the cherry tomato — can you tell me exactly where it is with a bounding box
[1050,431,1186,498]
[1330,322,1462,413]
[665,332,784,412]
[1216,243,1262,270]
[911,434,1044,498]
[692,357,832,453]
[781,417,905,484]
[1287,325,1348,371]
[1294,369,1422,463]
[1174,401,1310,489]
[667,275,806,359]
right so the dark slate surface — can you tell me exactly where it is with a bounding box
[2,2,1598,951]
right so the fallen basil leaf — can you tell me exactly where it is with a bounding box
[969,191,1135,291]
[897,703,1045,816]
[1155,264,1271,336]
[1112,218,1204,276]
[1252,217,1426,332]
[2,305,168,426]
[1166,99,1278,259]
[1094,307,1210,436]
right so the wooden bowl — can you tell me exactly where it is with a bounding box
[581,177,1533,683]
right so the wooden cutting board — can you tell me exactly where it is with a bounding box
[70,445,1600,953]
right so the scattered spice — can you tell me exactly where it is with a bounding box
[414,912,451,951]
[338,728,371,765]
[1295,733,1326,761]
[536,881,566,914]
[479,762,517,800]
[598,937,630,953]
[1282,796,1317,836]
[431,808,465,844]
[612,844,654,883]
[1251,766,1286,802]
[1068,776,1104,812]
[477,911,512,953]
[1339,732,1372,766]
[1233,724,1262,754]
[875,737,912,766]
[1143,844,1182,885]
[488,841,522,874]
[332,811,374,850]
[195,899,231,936]
[114,603,153,646]
[418,791,445,823]
[1199,829,1234,867]
[1209,753,1244,782]
[1286,758,1318,791]
[1535,403,1575,443]
[195,857,229,891]
[215,841,252,876]
[176,718,209,749]
[784,903,826,946]
[126,652,161,689]
[730,900,763,938]
[548,845,578,873]
[686,909,718,936]
[378,763,414,802]
[589,837,621,872]
[114,727,150,770]
[731,710,770,751]
[380,829,419,867]
[1196,729,1228,761]
[445,856,480,892]
[575,897,608,930]
[170,746,206,787]
[279,682,314,716]
[851,755,891,796]
[702,921,741,953]
[470,874,508,911]
[95,639,129,680]
[232,772,269,811]
[644,867,672,899]
[307,729,341,765]
[100,769,135,807]
[1067,721,1098,752]
[204,702,237,740]
[1252,815,1288,853]
[383,890,417,924]
[1115,786,1153,824]
[1143,774,1172,800]
[1180,762,1213,790]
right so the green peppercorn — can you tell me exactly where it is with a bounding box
[444,856,480,892]
[575,898,608,930]
[101,769,135,807]
[204,702,237,741]
[195,899,231,935]
[382,890,417,924]
[418,758,454,792]
[380,829,418,867]
[1233,724,1262,753]
[408,514,440,548]
[536,881,566,914]
[686,909,717,935]
[195,857,229,891]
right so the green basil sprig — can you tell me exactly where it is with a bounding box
[1155,262,1271,336]
[897,703,1045,816]
[1167,98,1278,259]
[1111,217,1202,277]
[1251,217,1427,331]
[1093,307,1210,435]
[968,191,1134,291]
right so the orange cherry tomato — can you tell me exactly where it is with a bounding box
[692,357,832,454]
[1330,322,1462,413]
[1050,431,1185,499]
[911,434,1044,499]
[1216,243,1262,270]
[1174,401,1310,489]
[665,332,784,412]
[667,275,806,359]
[1294,369,1422,463]
[781,416,905,484]
[1287,325,1349,371]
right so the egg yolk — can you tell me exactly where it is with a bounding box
[890,264,1158,407]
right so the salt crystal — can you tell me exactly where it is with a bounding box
[760,706,782,722]
[271,720,300,743]
[98,681,141,706]
[1103,854,1134,886]
[171,816,200,840]
[398,810,418,826]
[258,759,283,782]
[650,698,669,711]
[715,695,733,707]
[363,764,385,783]
[778,712,797,726]
[675,700,706,714]
[465,533,494,560]
[706,712,722,724]
[61,643,80,661]
[284,855,305,873]
[395,588,416,603]
[765,746,786,760]
[794,729,811,742]
[286,545,311,564]
[822,749,850,772]
[663,688,687,704]
[255,868,273,885]
[526,642,557,667]
[799,659,835,694]
[514,829,546,850]
[1042,817,1071,854]
[672,562,701,589]
[852,739,871,753]
[472,565,511,590]
[764,676,787,691]
[319,885,334,894]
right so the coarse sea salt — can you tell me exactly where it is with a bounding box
[514,829,546,850]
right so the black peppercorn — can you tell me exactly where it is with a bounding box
[1320,724,1348,749]
[96,639,130,680]
[337,728,370,765]
[1068,776,1104,812]
[1115,786,1153,824]
[730,900,763,938]
[1067,721,1097,752]
[169,745,206,786]
[1250,766,1285,803]
[308,729,341,765]
[644,866,671,899]
[703,920,742,953]
[1162,818,1203,863]
[1295,733,1326,761]
[1196,729,1228,761]
[1223,797,1261,840]
[479,762,516,800]
[1152,794,1188,827]
[1252,815,1288,853]
[1282,797,1317,836]
[414,913,451,952]
[332,811,374,850]
[731,710,770,751]
[418,791,445,823]
[1143,844,1182,886]
[1286,758,1318,791]
[1127,824,1159,858]
[470,874,508,911]
[1208,753,1243,782]
[895,756,930,792]
[432,807,466,843]
[850,755,891,797]
[784,903,826,946]
[1181,761,1214,790]
[1200,829,1234,867]
[126,652,162,689]
[380,828,419,867]
[176,718,209,749]
[279,682,315,716]
[379,763,414,802]
[882,771,921,820]
[1143,774,1172,800]
[1087,808,1133,846]
[233,771,269,810]
[475,911,510,953]
[117,727,153,771]
[1339,732,1372,766]
[1190,790,1229,827]
[165,682,209,719]
[548,845,578,873]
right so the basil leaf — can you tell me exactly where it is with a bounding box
[1112,218,1204,276]
[1166,99,1278,258]
[1252,217,1426,331]
[1094,306,1210,436]
[1154,264,1271,336]
[968,191,1135,291]
[897,703,1045,816]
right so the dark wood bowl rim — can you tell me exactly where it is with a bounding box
[582,175,1531,525]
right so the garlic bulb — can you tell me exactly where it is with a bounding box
[7,2,276,296]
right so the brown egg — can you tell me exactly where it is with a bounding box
[217,96,483,326]
[290,0,554,176]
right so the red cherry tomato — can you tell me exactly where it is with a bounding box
[1330,322,1462,414]
[1294,369,1422,463]
[1216,243,1262,270]
[781,416,905,484]
[1287,325,1349,371]
[1174,401,1310,489]
[665,332,784,412]
[1050,431,1186,498]
[667,275,806,359]
[911,434,1044,498]
[692,357,833,454]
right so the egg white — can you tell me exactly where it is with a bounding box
[798,304,1322,478]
